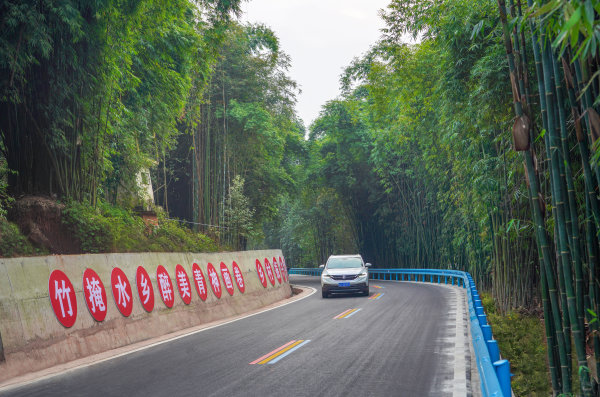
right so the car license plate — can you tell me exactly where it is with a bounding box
[338,282,350,287]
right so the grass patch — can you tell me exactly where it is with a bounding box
[0,218,46,257]
[481,292,551,395]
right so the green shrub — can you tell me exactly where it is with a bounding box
[152,212,218,252]
[482,292,551,395]
[62,201,118,253]
[0,219,43,257]
[62,200,218,254]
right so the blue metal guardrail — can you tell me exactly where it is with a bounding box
[288,267,511,397]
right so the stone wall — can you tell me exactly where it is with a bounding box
[0,250,290,381]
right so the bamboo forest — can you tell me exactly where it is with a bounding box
[2,0,600,394]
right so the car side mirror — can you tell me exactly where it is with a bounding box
[319,264,325,268]
[365,263,372,267]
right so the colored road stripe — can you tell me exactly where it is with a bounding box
[344,308,361,318]
[257,340,304,364]
[334,309,353,319]
[369,293,384,300]
[250,340,297,364]
[269,340,311,364]
[372,285,385,289]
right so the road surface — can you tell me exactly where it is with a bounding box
[1,275,474,396]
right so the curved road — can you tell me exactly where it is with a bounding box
[1,276,474,396]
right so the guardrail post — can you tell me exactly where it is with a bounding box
[478,314,488,326]
[444,276,447,284]
[475,302,484,316]
[487,339,500,363]
[493,359,511,397]
[481,324,492,342]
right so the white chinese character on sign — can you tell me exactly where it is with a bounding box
[159,273,172,301]
[223,271,233,290]
[178,271,191,298]
[210,270,220,292]
[274,262,281,278]
[140,274,151,304]
[55,280,74,318]
[234,267,244,288]
[265,264,273,279]
[86,277,106,313]
[115,275,130,307]
[194,269,206,295]
[258,266,264,280]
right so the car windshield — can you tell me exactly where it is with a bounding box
[327,257,363,269]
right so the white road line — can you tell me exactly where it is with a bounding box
[453,287,469,397]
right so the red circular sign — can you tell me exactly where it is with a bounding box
[175,264,192,305]
[272,257,282,283]
[136,266,154,312]
[192,263,208,301]
[111,267,133,317]
[207,263,222,298]
[279,256,288,282]
[220,262,235,296]
[157,265,175,308]
[231,261,245,293]
[49,269,77,328]
[83,268,107,322]
[256,259,267,288]
[264,258,275,286]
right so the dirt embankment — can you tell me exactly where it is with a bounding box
[7,196,80,254]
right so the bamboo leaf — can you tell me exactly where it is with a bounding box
[531,0,562,17]
[583,0,594,33]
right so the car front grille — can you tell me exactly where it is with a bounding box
[331,274,358,281]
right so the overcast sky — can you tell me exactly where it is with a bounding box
[241,0,391,129]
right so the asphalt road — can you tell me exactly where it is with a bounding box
[1,276,471,397]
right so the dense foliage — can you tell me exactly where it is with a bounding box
[0,0,303,250]
[482,292,550,395]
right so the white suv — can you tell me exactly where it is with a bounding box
[320,254,371,298]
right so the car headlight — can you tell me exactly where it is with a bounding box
[322,272,331,278]
[358,271,367,277]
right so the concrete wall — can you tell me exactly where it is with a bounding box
[0,250,290,381]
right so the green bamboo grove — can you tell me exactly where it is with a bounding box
[496,0,600,394]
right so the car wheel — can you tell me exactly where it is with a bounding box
[363,289,369,297]
[322,290,328,298]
